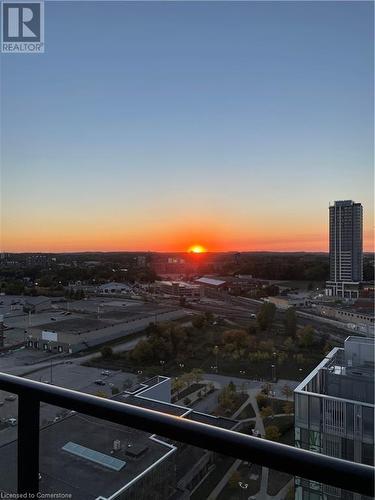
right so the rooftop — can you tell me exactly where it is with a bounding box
[295,336,374,406]
[0,413,172,500]
[195,277,226,287]
[0,375,237,499]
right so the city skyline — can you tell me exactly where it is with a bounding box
[1,1,374,253]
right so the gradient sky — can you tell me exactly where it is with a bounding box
[1,1,374,253]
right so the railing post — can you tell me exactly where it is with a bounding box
[18,394,40,494]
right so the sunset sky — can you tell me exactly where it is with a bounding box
[1,1,373,253]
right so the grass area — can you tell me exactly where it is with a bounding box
[258,397,293,415]
[264,415,294,445]
[218,463,262,500]
[213,392,248,418]
[237,402,256,420]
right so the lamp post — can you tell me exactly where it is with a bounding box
[213,345,219,373]
[47,341,53,384]
[272,351,277,382]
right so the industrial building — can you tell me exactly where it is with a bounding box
[154,280,200,298]
[317,303,374,337]
[194,277,227,298]
[98,282,132,295]
[25,299,188,353]
[266,293,309,310]
[294,336,374,499]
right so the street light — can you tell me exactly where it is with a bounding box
[213,345,219,372]
[271,351,278,382]
[271,364,276,383]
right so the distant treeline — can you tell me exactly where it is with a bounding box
[221,254,374,282]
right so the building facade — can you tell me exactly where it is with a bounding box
[326,200,363,299]
[294,336,374,499]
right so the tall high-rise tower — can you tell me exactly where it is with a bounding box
[326,200,363,298]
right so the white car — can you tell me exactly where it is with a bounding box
[7,418,17,426]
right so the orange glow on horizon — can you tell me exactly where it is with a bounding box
[188,245,206,254]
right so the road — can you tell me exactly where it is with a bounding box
[1,333,146,377]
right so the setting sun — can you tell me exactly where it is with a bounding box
[189,245,206,254]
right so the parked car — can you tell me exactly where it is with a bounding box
[7,418,17,426]
[94,380,105,386]
[5,395,17,402]
[101,370,111,376]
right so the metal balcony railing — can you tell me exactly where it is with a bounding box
[0,372,373,496]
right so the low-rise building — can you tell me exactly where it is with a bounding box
[266,294,309,310]
[194,277,227,298]
[316,303,374,337]
[98,282,132,295]
[154,281,200,298]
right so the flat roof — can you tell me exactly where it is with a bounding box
[195,277,226,287]
[62,441,126,471]
[0,413,171,500]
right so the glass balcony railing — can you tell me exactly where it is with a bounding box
[0,372,373,499]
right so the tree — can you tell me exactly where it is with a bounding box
[283,401,294,414]
[192,315,206,329]
[265,425,281,441]
[260,406,273,418]
[259,340,275,352]
[261,382,272,395]
[218,383,239,414]
[100,346,113,359]
[191,368,203,385]
[228,471,241,488]
[223,330,248,359]
[283,337,295,352]
[228,381,236,393]
[284,308,297,338]
[281,384,293,400]
[298,325,314,348]
[111,386,120,395]
[180,372,194,389]
[204,311,214,323]
[172,378,184,399]
[256,393,267,409]
[257,303,276,331]
[130,340,153,363]
[248,325,257,336]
